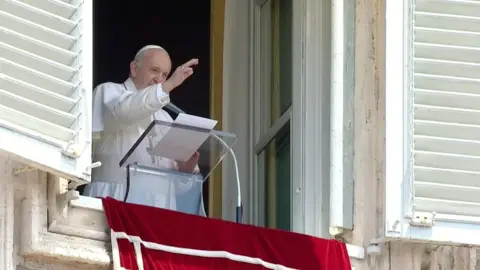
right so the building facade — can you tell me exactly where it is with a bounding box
[0,0,479,269]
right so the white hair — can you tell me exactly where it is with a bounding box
[134,45,167,62]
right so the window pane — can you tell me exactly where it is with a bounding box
[259,122,291,230]
[270,0,292,124]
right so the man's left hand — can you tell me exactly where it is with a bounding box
[177,152,200,173]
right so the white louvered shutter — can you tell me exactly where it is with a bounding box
[413,0,480,220]
[385,0,480,246]
[0,0,92,183]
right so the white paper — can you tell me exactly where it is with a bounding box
[150,113,218,161]
[175,113,218,130]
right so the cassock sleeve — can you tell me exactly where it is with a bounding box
[95,82,170,131]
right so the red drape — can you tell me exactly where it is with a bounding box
[102,197,352,270]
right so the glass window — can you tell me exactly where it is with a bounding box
[259,122,291,230]
[270,0,293,123]
[255,0,293,231]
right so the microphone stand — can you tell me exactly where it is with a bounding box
[165,103,243,223]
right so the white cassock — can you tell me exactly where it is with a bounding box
[84,78,205,216]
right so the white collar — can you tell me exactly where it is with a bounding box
[123,77,137,91]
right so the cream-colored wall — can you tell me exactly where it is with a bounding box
[349,0,478,269]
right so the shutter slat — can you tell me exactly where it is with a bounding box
[414,105,480,125]
[415,43,480,62]
[0,10,76,49]
[415,89,480,110]
[415,73,480,94]
[0,27,76,65]
[416,12,480,32]
[0,0,83,147]
[0,42,76,81]
[415,197,480,217]
[415,27,480,47]
[0,75,77,112]
[0,0,77,34]
[0,104,75,142]
[415,135,480,156]
[0,90,77,127]
[415,58,480,79]
[16,0,78,19]
[416,166,480,187]
[416,0,480,17]
[413,0,480,218]
[0,58,75,96]
[415,120,480,141]
[416,182,480,204]
[415,151,480,172]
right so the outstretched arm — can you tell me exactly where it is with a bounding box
[101,82,170,128]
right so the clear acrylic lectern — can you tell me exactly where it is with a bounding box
[118,120,237,217]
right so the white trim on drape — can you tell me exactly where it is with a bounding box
[110,229,296,270]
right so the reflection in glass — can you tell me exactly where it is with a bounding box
[258,122,291,230]
[270,0,292,124]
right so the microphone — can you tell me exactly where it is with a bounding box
[165,102,186,115]
[166,102,243,223]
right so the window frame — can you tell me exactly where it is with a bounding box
[249,0,332,236]
[385,0,410,238]
[251,0,294,230]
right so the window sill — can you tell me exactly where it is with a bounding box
[48,192,109,242]
[346,243,365,260]
[385,216,480,247]
[70,195,104,212]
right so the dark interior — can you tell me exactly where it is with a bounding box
[88,1,211,212]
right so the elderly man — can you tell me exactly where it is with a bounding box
[84,45,204,214]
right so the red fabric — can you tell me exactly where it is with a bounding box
[102,197,352,270]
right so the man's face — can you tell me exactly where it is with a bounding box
[130,49,172,89]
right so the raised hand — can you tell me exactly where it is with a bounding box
[177,151,200,173]
[163,58,199,92]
